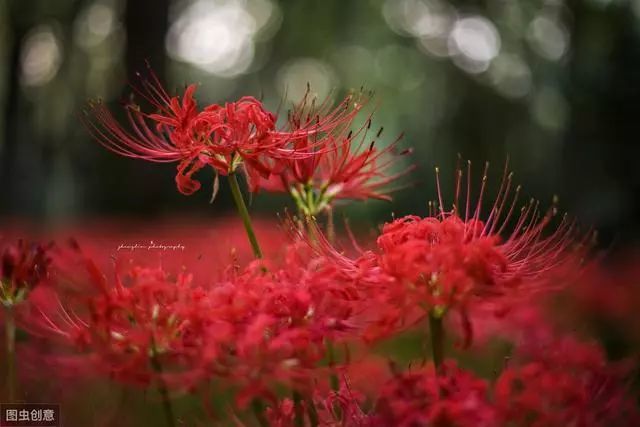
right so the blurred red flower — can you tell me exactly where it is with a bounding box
[495,337,639,427]
[373,361,496,427]
[0,238,52,306]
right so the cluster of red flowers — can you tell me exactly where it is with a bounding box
[2,76,639,426]
[84,70,397,202]
[263,331,638,427]
[21,237,366,411]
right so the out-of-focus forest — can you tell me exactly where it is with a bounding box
[1,0,639,249]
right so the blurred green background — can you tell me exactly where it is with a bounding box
[1,0,639,248]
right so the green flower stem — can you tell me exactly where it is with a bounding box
[292,390,304,427]
[306,397,319,427]
[5,306,16,402]
[228,172,263,259]
[251,398,269,427]
[302,214,319,248]
[326,340,339,391]
[429,310,445,375]
[150,346,176,427]
[326,207,335,244]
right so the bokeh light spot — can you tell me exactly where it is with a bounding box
[532,86,569,131]
[527,15,569,61]
[20,25,63,87]
[74,1,119,50]
[489,53,532,99]
[448,16,500,74]
[166,0,279,77]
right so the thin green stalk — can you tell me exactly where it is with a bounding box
[429,311,444,375]
[228,172,263,259]
[150,347,176,427]
[326,207,335,245]
[5,306,15,402]
[105,386,129,426]
[304,214,320,247]
[326,340,339,392]
[251,398,269,427]
[306,397,319,427]
[292,390,304,427]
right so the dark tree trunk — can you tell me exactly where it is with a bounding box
[564,1,640,249]
[124,0,169,82]
[1,0,33,217]
[93,0,172,216]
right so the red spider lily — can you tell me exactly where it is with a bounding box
[375,160,589,312]
[29,245,222,390]
[265,398,297,427]
[262,377,372,427]
[0,238,52,306]
[287,221,412,343]
[259,108,414,215]
[495,337,640,426]
[373,361,497,427]
[313,378,372,426]
[287,219,421,342]
[29,236,366,404]
[83,69,370,195]
[294,160,589,343]
[213,245,367,404]
[464,292,640,425]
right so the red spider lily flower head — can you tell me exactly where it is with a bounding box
[260,96,414,215]
[262,378,372,427]
[31,236,367,398]
[0,238,52,307]
[373,361,497,427]
[30,244,220,390]
[84,68,371,196]
[374,159,590,323]
[314,378,373,426]
[495,337,640,426]
[82,70,273,195]
[286,218,421,342]
[233,88,389,193]
[217,250,369,403]
[265,398,296,427]
[187,96,277,191]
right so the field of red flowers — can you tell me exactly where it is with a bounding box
[2,74,639,426]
